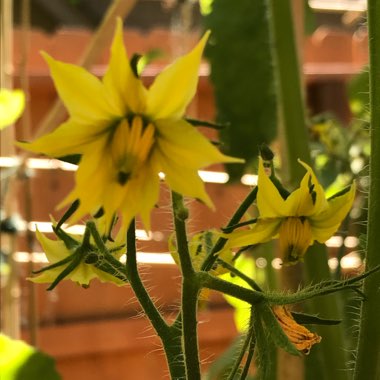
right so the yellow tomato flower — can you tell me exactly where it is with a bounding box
[224,158,356,265]
[17,19,242,232]
[30,224,127,289]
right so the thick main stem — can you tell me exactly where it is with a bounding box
[354,1,380,378]
[267,1,349,378]
[171,192,201,380]
[125,221,185,379]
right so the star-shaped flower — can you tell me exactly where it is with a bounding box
[30,221,127,289]
[18,19,242,232]
[224,158,356,265]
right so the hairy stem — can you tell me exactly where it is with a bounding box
[125,220,185,377]
[354,1,380,378]
[202,187,258,271]
[171,192,201,379]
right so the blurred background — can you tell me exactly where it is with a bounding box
[0,0,370,379]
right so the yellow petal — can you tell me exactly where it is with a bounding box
[119,160,160,232]
[28,268,64,284]
[288,160,327,216]
[156,119,243,168]
[257,158,289,217]
[64,265,97,285]
[103,18,147,114]
[146,31,210,120]
[41,52,120,123]
[154,149,213,209]
[310,182,356,243]
[35,228,70,263]
[16,117,109,157]
[0,89,25,129]
[223,218,281,249]
[58,138,111,221]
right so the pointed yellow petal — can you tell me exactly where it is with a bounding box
[154,149,214,209]
[223,218,281,249]
[146,31,210,119]
[103,18,147,114]
[65,265,98,285]
[35,228,70,263]
[41,52,120,123]
[29,268,63,284]
[287,160,327,216]
[16,117,109,157]
[156,119,243,168]
[257,158,288,217]
[310,182,356,243]
[58,138,111,221]
[119,161,160,232]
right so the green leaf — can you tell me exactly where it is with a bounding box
[204,0,277,181]
[0,334,61,380]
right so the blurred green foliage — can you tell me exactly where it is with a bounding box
[0,334,61,380]
[203,0,277,181]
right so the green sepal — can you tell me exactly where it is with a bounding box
[130,53,142,78]
[327,184,353,201]
[56,199,80,230]
[252,305,276,378]
[259,303,300,356]
[221,218,257,233]
[95,259,128,283]
[269,174,291,200]
[291,312,341,326]
[32,253,75,275]
[57,154,81,165]
[185,117,227,130]
[53,225,79,250]
[46,248,84,291]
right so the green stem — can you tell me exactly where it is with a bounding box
[171,192,201,379]
[304,244,348,379]
[267,0,311,180]
[202,187,258,271]
[354,1,380,378]
[181,279,201,380]
[217,259,263,291]
[198,272,265,304]
[125,220,186,379]
[268,1,349,378]
[125,221,168,335]
[171,192,194,276]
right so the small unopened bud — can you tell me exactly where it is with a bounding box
[259,144,275,161]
